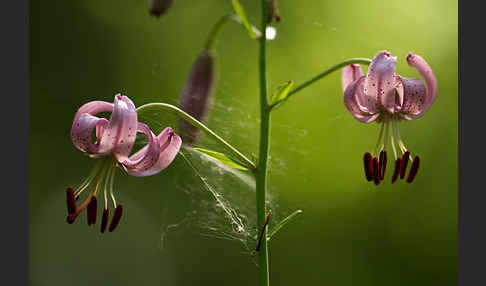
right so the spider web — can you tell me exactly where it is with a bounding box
[134,100,302,259]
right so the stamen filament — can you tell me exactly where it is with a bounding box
[74,160,104,198]
[92,161,109,197]
[109,164,117,208]
[104,164,115,209]
[396,122,413,163]
[382,121,390,154]
[373,122,385,156]
[390,121,398,160]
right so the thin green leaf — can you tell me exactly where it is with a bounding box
[270,80,294,107]
[268,210,303,240]
[229,14,261,38]
[194,147,249,171]
[231,0,257,39]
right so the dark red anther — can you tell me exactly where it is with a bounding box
[379,151,387,180]
[372,157,381,185]
[66,214,76,224]
[400,151,410,179]
[391,158,401,183]
[363,152,373,181]
[406,156,420,183]
[101,207,110,233]
[87,196,97,226]
[66,187,76,215]
[109,204,124,232]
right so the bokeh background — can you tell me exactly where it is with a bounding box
[30,0,457,285]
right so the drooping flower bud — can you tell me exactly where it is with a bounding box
[149,0,176,17]
[179,49,216,144]
[267,0,281,24]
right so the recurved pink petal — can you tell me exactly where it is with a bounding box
[126,127,182,177]
[121,123,161,174]
[99,94,138,160]
[364,51,397,113]
[344,76,379,123]
[71,113,109,155]
[397,76,428,120]
[342,64,363,92]
[72,100,113,131]
[405,53,437,118]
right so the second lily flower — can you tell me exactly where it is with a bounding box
[342,51,437,185]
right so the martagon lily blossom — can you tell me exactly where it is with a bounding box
[342,51,437,185]
[67,94,182,232]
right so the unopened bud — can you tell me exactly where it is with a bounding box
[149,0,176,17]
[267,0,281,24]
[179,50,216,144]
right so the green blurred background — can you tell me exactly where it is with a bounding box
[30,0,457,285]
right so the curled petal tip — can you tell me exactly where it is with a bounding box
[342,64,363,92]
[406,52,416,63]
[404,53,437,118]
[124,127,181,177]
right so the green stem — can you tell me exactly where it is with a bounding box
[257,1,270,285]
[136,103,256,170]
[269,58,372,109]
[204,14,232,51]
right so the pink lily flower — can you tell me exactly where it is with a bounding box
[342,51,437,185]
[66,94,182,232]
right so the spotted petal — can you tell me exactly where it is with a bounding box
[71,100,113,155]
[121,123,161,175]
[397,76,427,120]
[344,76,379,123]
[125,127,182,177]
[342,64,363,92]
[72,100,113,125]
[71,114,109,155]
[98,94,138,161]
[404,53,438,119]
[364,51,397,113]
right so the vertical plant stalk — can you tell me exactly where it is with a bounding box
[257,1,271,286]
